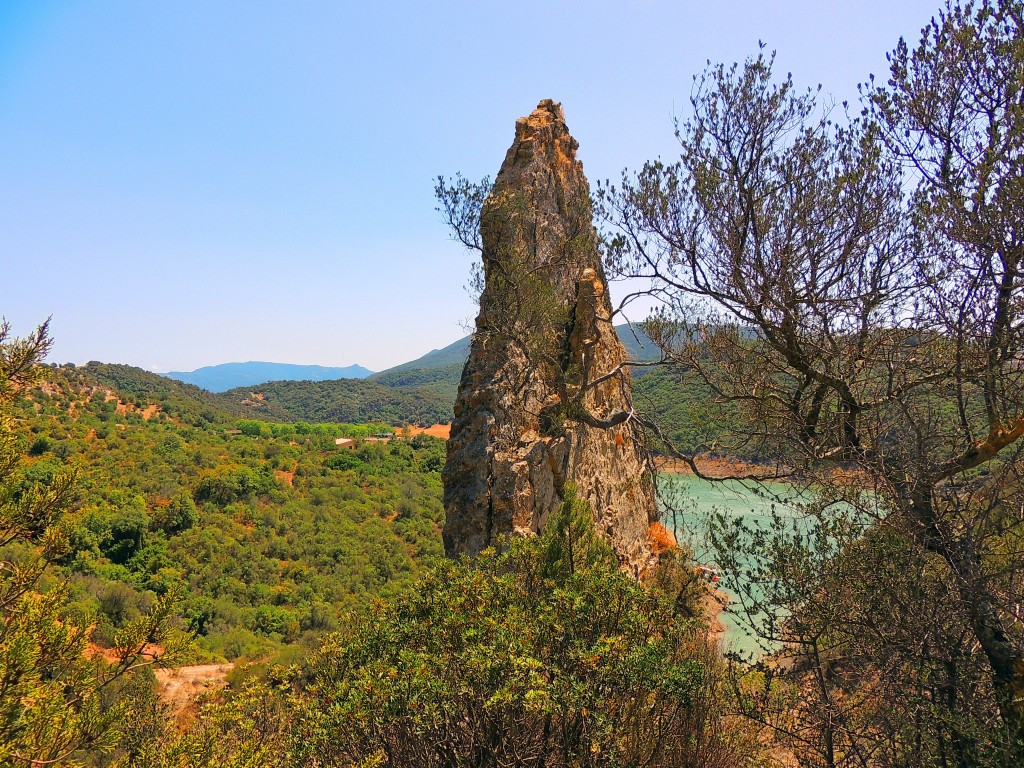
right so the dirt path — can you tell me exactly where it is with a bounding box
[154,664,234,718]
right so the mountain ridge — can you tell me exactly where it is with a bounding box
[163,361,374,392]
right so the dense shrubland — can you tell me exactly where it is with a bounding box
[6,343,753,765]
[218,374,456,425]
[126,492,762,768]
[14,365,446,664]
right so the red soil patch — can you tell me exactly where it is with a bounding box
[275,469,295,487]
[647,521,677,555]
[394,423,451,439]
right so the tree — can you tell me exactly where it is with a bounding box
[596,1,1024,762]
[0,318,186,766]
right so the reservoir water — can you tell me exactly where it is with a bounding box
[659,473,806,658]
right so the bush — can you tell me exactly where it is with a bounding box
[194,466,277,506]
[291,490,761,767]
[152,492,198,534]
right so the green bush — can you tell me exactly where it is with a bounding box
[290,490,758,768]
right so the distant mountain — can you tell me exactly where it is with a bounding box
[162,361,374,393]
[615,323,662,367]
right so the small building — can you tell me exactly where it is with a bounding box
[334,437,356,450]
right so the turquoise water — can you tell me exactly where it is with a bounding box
[658,473,808,659]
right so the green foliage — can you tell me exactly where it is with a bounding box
[538,484,616,578]
[12,365,448,664]
[0,320,186,767]
[79,362,238,427]
[122,677,294,768]
[286,503,758,768]
[194,466,278,506]
[219,377,454,426]
[151,492,197,535]
[104,501,762,767]
[632,363,743,456]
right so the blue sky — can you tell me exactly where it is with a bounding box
[1,0,942,372]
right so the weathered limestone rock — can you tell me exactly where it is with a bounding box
[442,99,658,573]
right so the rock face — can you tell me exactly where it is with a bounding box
[442,99,658,573]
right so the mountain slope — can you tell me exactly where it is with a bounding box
[372,323,659,379]
[78,362,247,423]
[219,378,454,425]
[374,336,471,375]
[164,361,373,392]
[214,323,667,426]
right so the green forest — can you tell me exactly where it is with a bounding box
[13,364,446,662]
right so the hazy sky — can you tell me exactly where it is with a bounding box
[1,0,943,372]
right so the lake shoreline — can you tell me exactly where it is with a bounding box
[655,454,785,479]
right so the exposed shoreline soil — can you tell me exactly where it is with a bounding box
[655,454,783,479]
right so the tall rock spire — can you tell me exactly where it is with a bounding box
[442,100,659,572]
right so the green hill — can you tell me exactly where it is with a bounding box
[373,336,470,375]
[14,364,447,663]
[372,323,660,379]
[230,322,665,426]
[219,377,455,425]
[76,362,247,424]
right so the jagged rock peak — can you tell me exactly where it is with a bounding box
[442,99,659,575]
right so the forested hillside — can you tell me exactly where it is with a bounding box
[219,376,455,425]
[13,365,446,663]
[209,323,707,444]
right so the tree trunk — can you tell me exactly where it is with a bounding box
[911,491,1024,740]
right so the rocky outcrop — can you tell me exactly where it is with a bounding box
[442,99,658,573]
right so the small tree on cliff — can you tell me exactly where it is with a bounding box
[596,0,1024,761]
